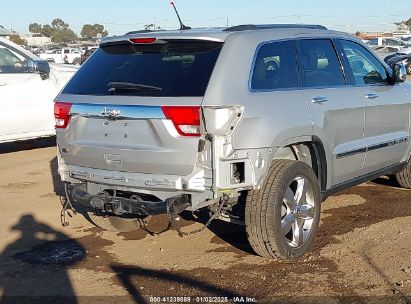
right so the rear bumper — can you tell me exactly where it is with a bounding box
[60,164,208,193]
[58,155,215,210]
[70,185,191,216]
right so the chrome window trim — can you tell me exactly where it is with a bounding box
[70,103,165,120]
[248,37,361,93]
[249,84,354,94]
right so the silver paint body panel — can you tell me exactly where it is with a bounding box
[56,27,411,209]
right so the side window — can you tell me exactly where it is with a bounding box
[386,39,402,47]
[340,40,388,85]
[250,40,298,90]
[0,45,27,74]
[368,38,378,46]
[299,39,345,87]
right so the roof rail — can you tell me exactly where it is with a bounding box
[224,24,328,32]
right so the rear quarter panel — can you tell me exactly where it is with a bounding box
[203,33,313,150]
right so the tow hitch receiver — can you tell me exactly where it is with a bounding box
[71,187,191,216]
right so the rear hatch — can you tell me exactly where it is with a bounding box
[56,37,223,176]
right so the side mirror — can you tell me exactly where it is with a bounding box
[392,63,407,83]
[27,60,50,80]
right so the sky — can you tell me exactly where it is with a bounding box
[1,0,410,36]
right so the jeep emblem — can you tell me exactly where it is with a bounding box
[101,107,121,119]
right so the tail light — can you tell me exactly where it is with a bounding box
[54,102,72,128]
[161,106,201,137]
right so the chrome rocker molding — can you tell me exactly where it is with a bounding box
[336,137,408,159]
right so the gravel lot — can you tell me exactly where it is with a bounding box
[1,118,411,303]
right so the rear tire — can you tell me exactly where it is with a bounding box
[245,160,321,260]
[72,58,81,65]
[395,160,411,189]
[87,210,143,232]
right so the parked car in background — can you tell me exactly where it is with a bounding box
[367,37,409,48]
[39,47,83,65]
[384,52,411,75]
[403,37,411,46]
[370,37,411,75]
[80,48,97,64]
[0,37,78,143]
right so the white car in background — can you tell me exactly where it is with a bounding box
[0,37,78,143]
[39,47,83,65]
[367,36,410,49]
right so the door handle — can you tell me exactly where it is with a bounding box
[0,83,7,86]
[364,93,379,100]
[311,96,328,104]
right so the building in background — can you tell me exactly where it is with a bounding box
[392,22,411,38]
[0,27,14,40]
[22,33,52,46]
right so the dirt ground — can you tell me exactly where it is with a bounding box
[0,139,410,304]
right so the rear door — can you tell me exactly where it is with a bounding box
[338,39,410,174]
[56,39,223,176]
[298,39,366,186]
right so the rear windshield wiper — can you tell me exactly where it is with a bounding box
[107,82,162,94]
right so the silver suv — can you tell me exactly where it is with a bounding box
[55,24,411,260]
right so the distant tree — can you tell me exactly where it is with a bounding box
[80,23,108,39]
[27,18,80,42]
[9,35,27,45]
[80,24,93,38]
[41,25,53,37]
[29,23,42,33]
[0,25,4,29]
[396,18,411,30]
[51,28,77,43]
[51,18,69,31]
[144,24,162,31]
[49,18,77,42]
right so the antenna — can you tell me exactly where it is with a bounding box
[170,1,191,30]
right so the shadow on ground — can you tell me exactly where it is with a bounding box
[179,179,411,257]
[116,179,411,258]
[50,156,65,196]
[180,211,254,256]
[371,175,402,188]
[112,265,242,304]
[0,214,84,304]
[0,137,55,155]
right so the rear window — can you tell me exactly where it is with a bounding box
[62,40,223,97]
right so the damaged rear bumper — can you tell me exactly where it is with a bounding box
[70,185,191,216]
